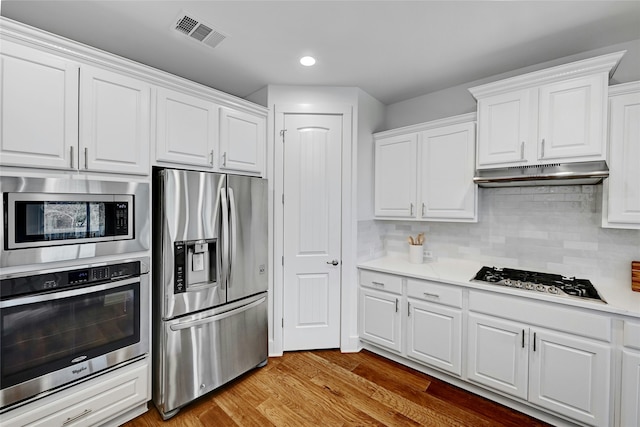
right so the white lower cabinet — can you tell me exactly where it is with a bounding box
[2,359,149,427]
[621,321,640,427]
[407,299,462,376]
[467,314,529,399]
[621,350,640,427]
[468,313,611,426]
[358,268,625,427]
[359,287,402,352]
[406,278,463,376]
[528,329,610,426]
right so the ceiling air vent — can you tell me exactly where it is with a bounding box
[172,12,227,49]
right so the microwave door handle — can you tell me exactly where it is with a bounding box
[228,187,238,286]
[220,186,230,289]
[169,296,266,331]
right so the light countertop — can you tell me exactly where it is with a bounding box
[357,256,640,319]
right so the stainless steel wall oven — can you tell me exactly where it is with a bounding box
[0,176,151,413]
[0,257,150,412]
[1,176,149,268]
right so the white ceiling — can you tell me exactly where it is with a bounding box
[2,1,639,105]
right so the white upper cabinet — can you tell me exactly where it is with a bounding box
[374,133,418,218]
[0,41,151,175]
[155,86,217,168]
[603,82,640,229]
[80,65,150,175]
[537,74,607,161]
[0,40,79,170]
[476,89,532,167]
[470,51,625,169]
[374,114,477,222]
[218,107,265,175]
[419,122,476,220]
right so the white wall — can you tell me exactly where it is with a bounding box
[384,39,640,130]
[356,89,386,221]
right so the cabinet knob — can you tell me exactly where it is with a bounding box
[541,139,545,158]
[70,146,75,168]
[410,203,414,216]
[520,141,525,160]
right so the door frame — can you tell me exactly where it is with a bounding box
[272,104,355,355]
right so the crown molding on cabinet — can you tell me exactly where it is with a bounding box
[608,80,640,97]
[373,112,476,139]
[0,17,267,117]
[468,51,626,100]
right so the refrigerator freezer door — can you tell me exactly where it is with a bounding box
[227,175,268,302]
[158,169,226,319]
[155,293,268,418]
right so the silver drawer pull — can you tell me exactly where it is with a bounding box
[423,292,440,299]
[371,281,385,287]
[63,409,92,425]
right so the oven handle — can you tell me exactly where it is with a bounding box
[0,276,141,308]
[169,296,266,331]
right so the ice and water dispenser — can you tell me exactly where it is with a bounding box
[173,239,217,293]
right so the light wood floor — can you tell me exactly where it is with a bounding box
[123,350,551,426]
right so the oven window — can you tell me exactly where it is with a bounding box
[18,201,107,242]
[0,284,140,388]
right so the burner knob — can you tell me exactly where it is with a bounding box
[524,282,535,290]
[513,281,523,288]
[535,285,546,292]
[548,286,559,294]
[503,279,512,286]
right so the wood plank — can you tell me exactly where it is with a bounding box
[122,350,552,427]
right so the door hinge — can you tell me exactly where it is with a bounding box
[282,194,284,204]
[281,256,284,266]
[280,129,287,142]
[282,318,284,328]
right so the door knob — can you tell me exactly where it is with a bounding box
[326,260,339,266]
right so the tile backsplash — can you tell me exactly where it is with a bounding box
[358,185,640,283]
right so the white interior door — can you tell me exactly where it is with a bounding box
[282,113,342,351]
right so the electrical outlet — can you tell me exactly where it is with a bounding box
[423,250,433,260]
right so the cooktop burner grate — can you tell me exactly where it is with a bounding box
[471,266,606,303]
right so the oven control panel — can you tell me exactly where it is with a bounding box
[0,261,141,299]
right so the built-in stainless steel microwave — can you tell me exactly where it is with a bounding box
[1,176,149,268]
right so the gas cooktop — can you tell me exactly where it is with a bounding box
[471,266,606,303]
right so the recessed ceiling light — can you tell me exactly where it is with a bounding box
[300,56,316,66]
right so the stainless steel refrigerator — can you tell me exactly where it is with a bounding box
[152,168,268,420]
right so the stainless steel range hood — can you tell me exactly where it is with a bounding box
[473,161,609,187]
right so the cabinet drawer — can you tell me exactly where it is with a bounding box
[468,291,611,342]
[407,279,462,308]
[3,360,149,427]
[624,321,640,350]
[359,270,402,294]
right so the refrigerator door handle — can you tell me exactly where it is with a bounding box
[169,296,266,331]
[220,186,230,289]
[228,187,238,286]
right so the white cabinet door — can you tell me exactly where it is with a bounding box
[359,287,402,352]
[80,65,150,175]
[604,86,640,228]
[528,329,610,426]
[406,299,462,376]
[467,313,529,400]
[219,107,265,175]
[155,87,217,168]
[621,349,640,427]
[420,122,477,221]
[0,40,78,170]
[374,134,417,218]
[538,74,607,162]
[476,89,532,167]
